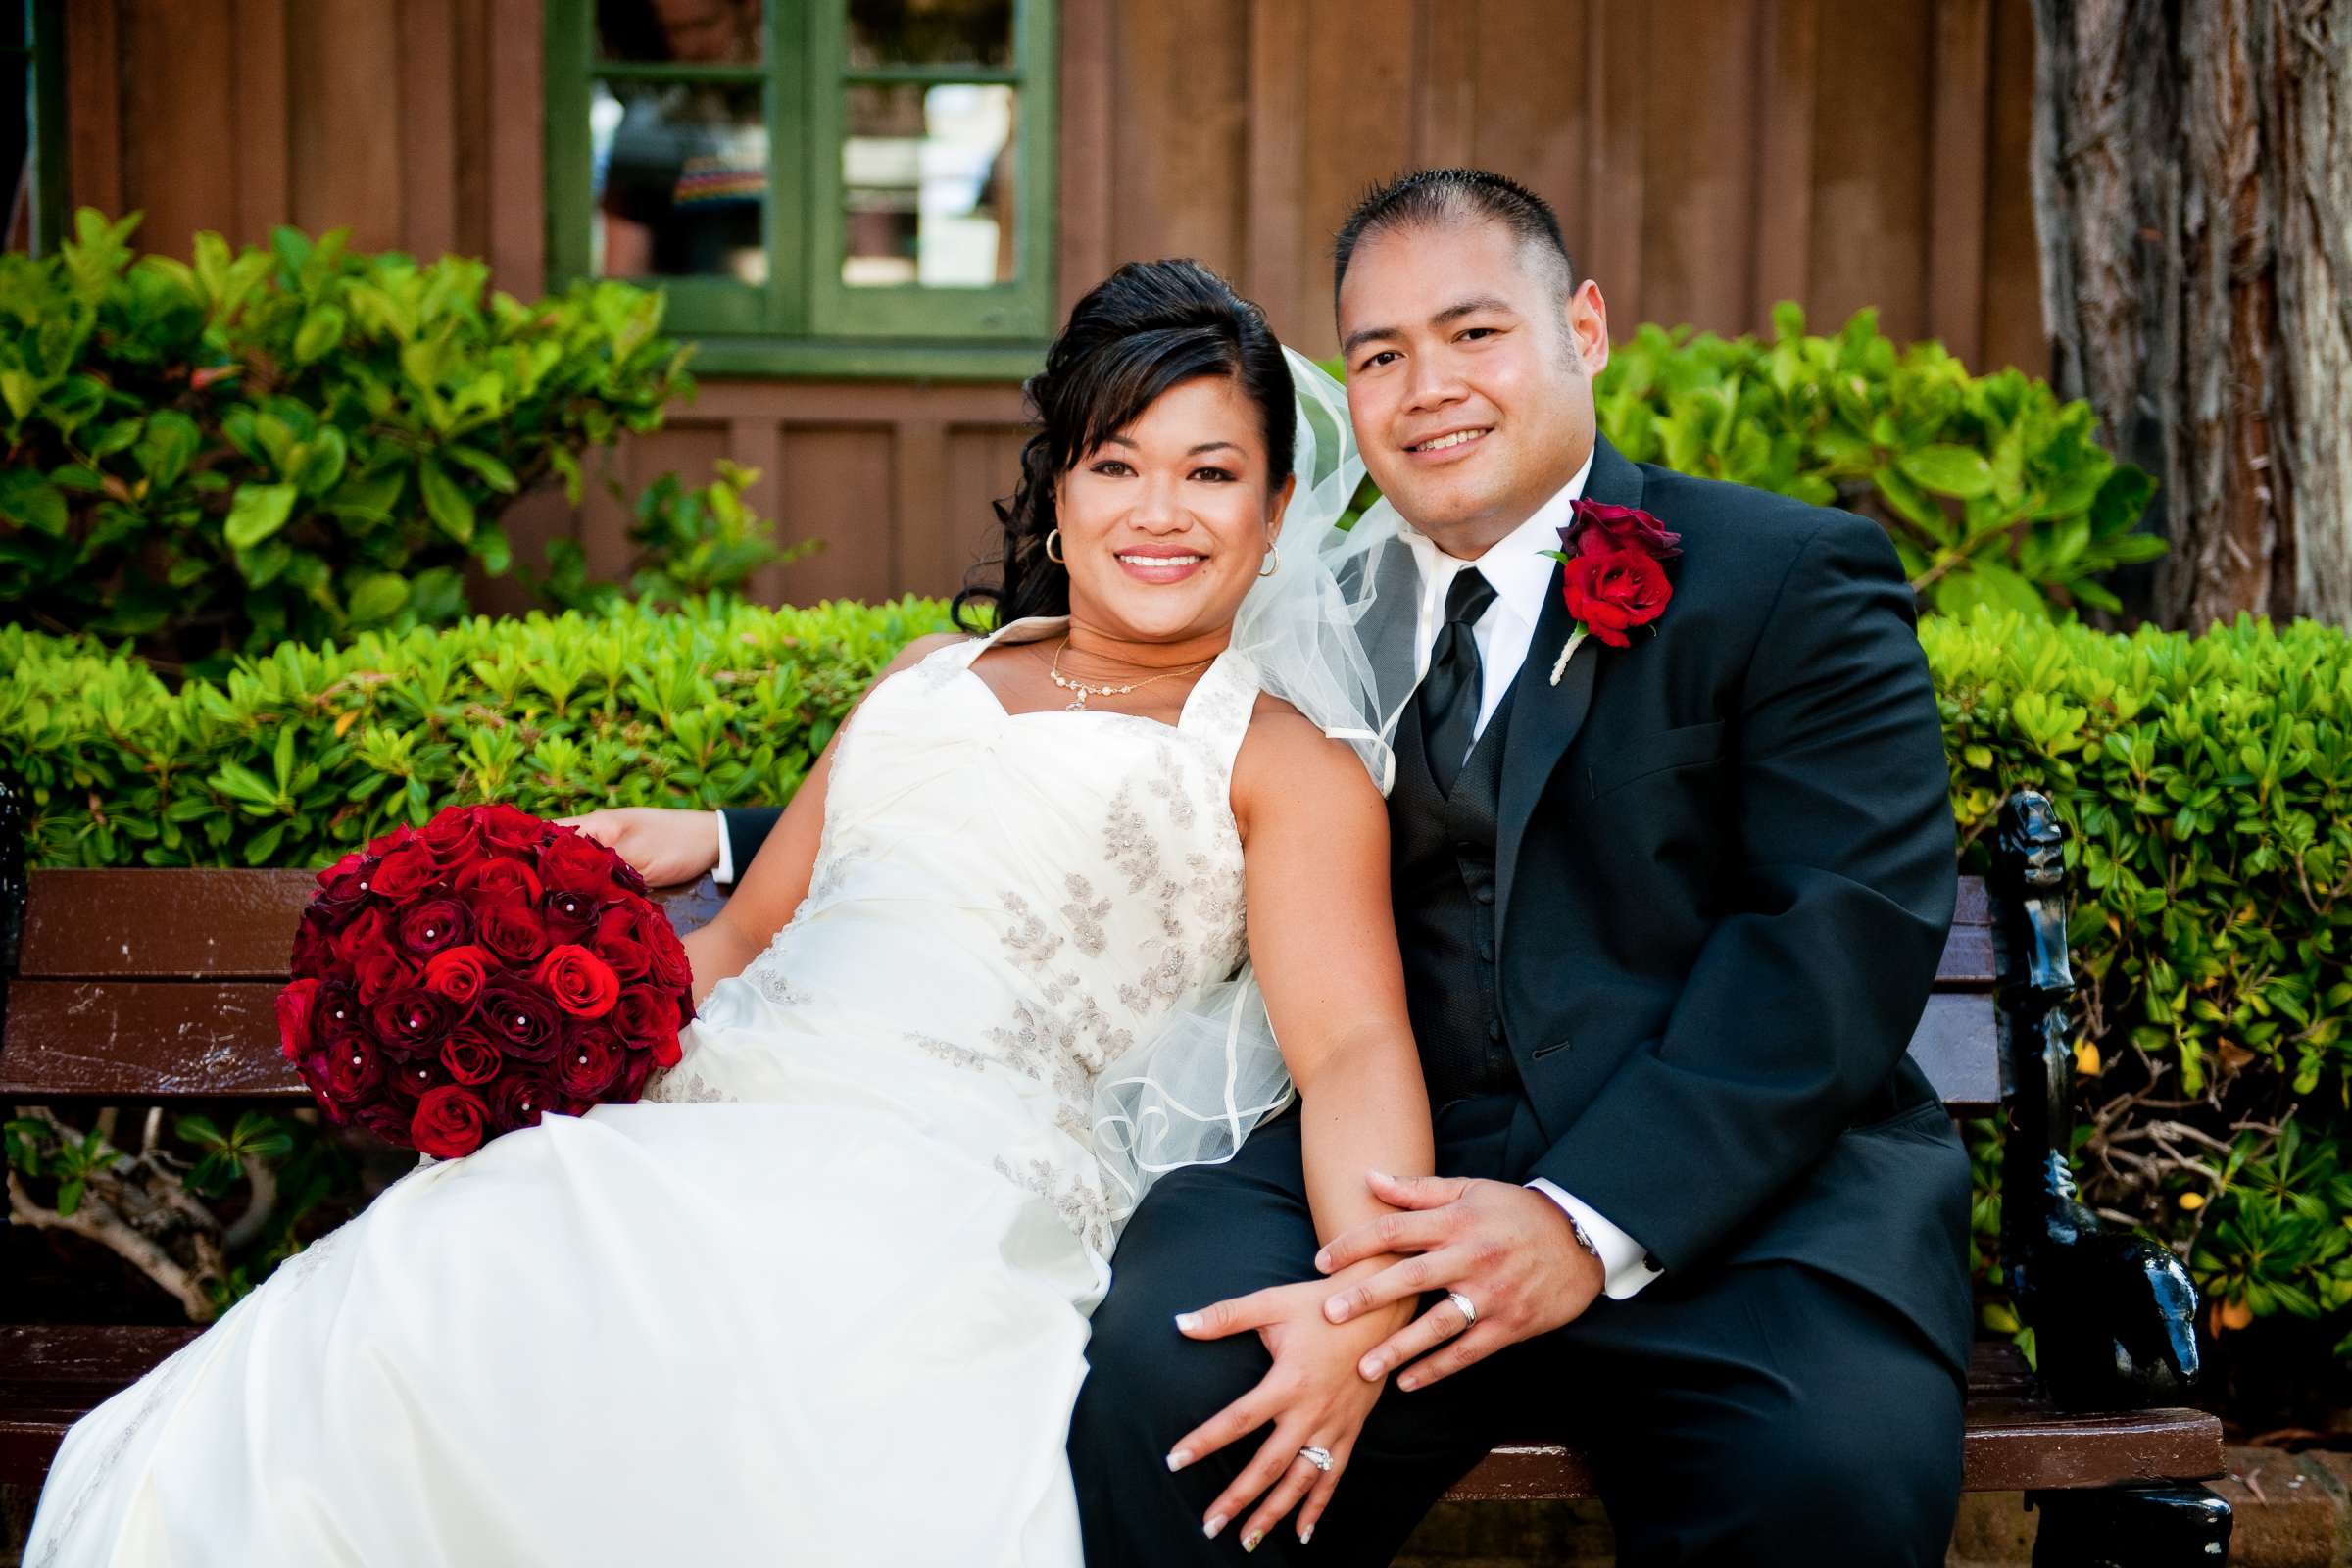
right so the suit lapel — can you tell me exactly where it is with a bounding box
[1494,436,1646,941]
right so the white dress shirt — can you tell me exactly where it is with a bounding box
[715,455,1661,1298]
[1396,454,1664,1301]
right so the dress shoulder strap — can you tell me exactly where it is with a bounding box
[1177,649,1261,776]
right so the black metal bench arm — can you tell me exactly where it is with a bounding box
[1990,788,2203,1414]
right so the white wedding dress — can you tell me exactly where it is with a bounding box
[27,618,1263,1568]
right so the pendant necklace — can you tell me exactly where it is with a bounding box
[1046,640,1211,712]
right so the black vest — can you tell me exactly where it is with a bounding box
[1391,683,1522,1108]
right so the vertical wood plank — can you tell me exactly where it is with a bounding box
[1412,0,1476,170]
[1979,0,2045,374]
[288,0,404,248]
[1467,0,1587,258]
[1750,0,1818,331]
[1806,0,1932,340]
[774,426,898,605]
[120,0,239,253]
[1583,0,1647,329]
[1242,0,1309,336]
[1927,0,1993,366]
[63,0,122,219]
[735,416,791,606]
[1055,0,1115,315]
[1639,0,1758,331]
[944,424,1029,597]
[401,0,461,260]
[893,420,951,597]
[1112,0,1249,276]
[486,0,546,297]
[229,0,289,245]
[1295,0,1415,353]
[450,0,493,262]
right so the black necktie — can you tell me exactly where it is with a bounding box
[1418,568,1496,796]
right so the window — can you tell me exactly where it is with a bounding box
[547,0,1057,379]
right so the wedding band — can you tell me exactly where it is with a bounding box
[1446,1291,1478,1330]
[1297,1446,1334,1473]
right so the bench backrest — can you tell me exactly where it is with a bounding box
[0,869,2001,1112]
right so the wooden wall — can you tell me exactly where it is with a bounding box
[60,0,2046,610]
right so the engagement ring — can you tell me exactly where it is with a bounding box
[1446,1291,1478,1330]
[1298,1446,1334,1473]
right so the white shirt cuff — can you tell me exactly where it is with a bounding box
[711,809,736,885]
[1527,1179,1663,1300]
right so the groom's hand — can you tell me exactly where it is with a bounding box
[1313,1172,1604,1391]
[554,808,722,888]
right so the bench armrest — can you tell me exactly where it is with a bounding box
[1991,788,2203,1413]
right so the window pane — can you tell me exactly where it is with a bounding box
[592,79,769,282]
[842,83,1016,288]
[597,0,763,66]
[847,0,1013,71]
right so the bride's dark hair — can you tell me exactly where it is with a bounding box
[952,259,1298,633]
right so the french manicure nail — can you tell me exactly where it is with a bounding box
[1204,1513,1228,1540]
[1399,1374,1420,1391]
[1298,1525,1314,1544]
[1324,1298,1348,1323]
[1243,1531,1263,1552]
[1359,1356,1381,1378]
[1166,1448,1192,1472]
[1313,1249,1331,1271]
[1368,1168,1393,1183]
[1174,1311,1201,1332]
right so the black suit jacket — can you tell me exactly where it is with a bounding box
[722,436,1973,1369]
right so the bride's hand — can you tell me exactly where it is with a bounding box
[554,808,722,887]
[1164,1269,1411,1549]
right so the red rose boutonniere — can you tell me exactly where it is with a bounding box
[1540,499,1683,684]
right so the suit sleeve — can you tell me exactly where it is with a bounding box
[717,806,785,885]
[1527,511,1957,1273]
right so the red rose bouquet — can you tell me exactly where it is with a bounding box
[276,804,697,1158]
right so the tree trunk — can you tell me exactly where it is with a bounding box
[2028,0,2351,631]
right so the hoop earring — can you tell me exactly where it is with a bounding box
[1258,543,1281,578]
[1044,528,1064,565]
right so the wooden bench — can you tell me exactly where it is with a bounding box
[0,784,2232,1563]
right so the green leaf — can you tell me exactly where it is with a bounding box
[1898,444,1997,499]
[223,481,298,549]
[291,302,347,364]
[0,468,70,535]
[135,410,201,488]
[56,1178,83,1218]
[345,570,410,623]
[416,457,474,544]
[444,445,519,494]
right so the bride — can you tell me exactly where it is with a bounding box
[26,260,1434,1567]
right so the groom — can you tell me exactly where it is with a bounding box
[716,170,1970,1564]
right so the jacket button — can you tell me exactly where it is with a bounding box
[1487,1017,1504,1042]
[1473,885,1495,906]
[1477,937,1494,960]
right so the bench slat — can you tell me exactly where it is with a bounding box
[0,981,308,1099]
[1910,992,2000,1113]
[15,869,733,980]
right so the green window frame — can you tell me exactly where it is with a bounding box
[545,0,1056,380]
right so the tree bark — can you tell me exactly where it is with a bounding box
[2028,0,2350,630]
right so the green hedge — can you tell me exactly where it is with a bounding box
[7,604,2347,1376]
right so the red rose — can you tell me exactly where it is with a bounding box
[420,808,486,866]
[541,830,622,901]
[388,1055,447,1101]
[474,898,550,965]
[371,841,442,903]
[315,980,363,1039]
[541,886,602,944]
[1560,548,1674,649]
[477,976,562,1062]
[476,804,547,855]
[489,1072,560,1132]
[642,919,692,992]
[613,988,682,1066]
[275,978,320,1063]
[396,896,473,959]
[329,906,391,967]
[421,944,493,1006]
[534,944,621,1020]
[353,948,418,1005]
[411,1084,489,1158]
[313,852,377,920]
[457,857,545,905]
[290,917,335,979]
[600,933,654,981]
[615,1049,657,1102]
[369,987,453,1056]
[322,1034,385,1105]
[440,1028,504,1086]
[557,1023,624,1098]
[1563,499,1683,561]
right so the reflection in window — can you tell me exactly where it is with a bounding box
[598,0,765,66]
[842,84,1014,288]
[592,79,769,282]
[846,0,1012,70]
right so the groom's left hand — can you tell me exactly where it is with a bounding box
[1313,1172,1604,1391]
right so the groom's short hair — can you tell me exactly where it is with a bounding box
[1331,169,1577,311]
